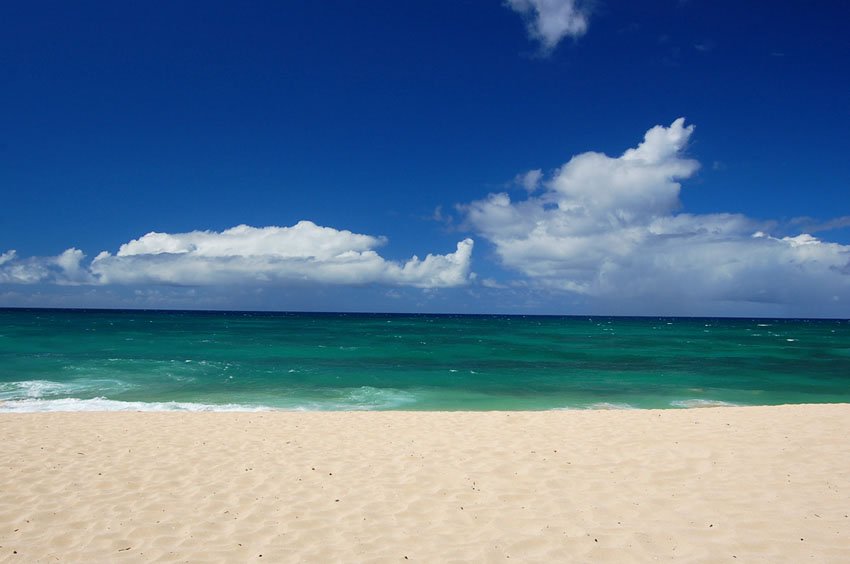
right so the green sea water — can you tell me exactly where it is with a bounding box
[1,308,849,411]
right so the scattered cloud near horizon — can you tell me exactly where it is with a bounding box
[0,222,474,290]
[506,0,590,52]
[4,121,850,315]
[463,118,850,311]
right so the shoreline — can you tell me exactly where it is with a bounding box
[2,404,849,561]
[0,397,831,413]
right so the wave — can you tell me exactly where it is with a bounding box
[284,386,418,411]
[1,380,743,413]
[670,399,738,408]
[584,402,636,410]
[0,379,136,400]
[551,402,636,411]
[0,397,269,413]
[0,382,417,412]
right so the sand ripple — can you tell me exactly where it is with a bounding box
[1,405,849,562]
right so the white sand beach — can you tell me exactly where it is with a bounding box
[1,405,849,562]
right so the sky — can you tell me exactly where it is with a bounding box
[1,0,849,316]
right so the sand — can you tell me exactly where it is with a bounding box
[1,405,849,563]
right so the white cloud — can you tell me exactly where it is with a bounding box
[0,250,16,266]
[53,248,93,285]
[1,248,93,286]
[506,0,590,52]
[481,278,508,289]
[0,250,50,284]
[2,222,475,290]
[113,222,381,260]
[515,168,543,192]
[464,118,850,311]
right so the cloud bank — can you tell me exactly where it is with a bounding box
[1,222,474,289]
[464,118,850,311]
[506,0,590,52]
[4,121,849,316]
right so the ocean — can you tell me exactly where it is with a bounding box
[1,308,848,412]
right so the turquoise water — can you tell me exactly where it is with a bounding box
[1,308,849,411]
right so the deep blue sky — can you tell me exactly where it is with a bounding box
[2,1,849,315]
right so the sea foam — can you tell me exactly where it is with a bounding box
[283,387,418,411]
[670,399,738,408]
[0,379,135,400]
[0,397,269,413]
[584,402,635,410]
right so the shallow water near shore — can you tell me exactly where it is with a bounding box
[1,308,849,412]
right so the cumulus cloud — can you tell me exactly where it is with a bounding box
[53,248,94,285]
[463,118,850,310]
[506,0,590,52]
[0,250,16,266]
[1,222,475,290]
[515,168,543,192]
[0,250,50,284]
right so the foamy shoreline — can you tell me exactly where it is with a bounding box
[2,405,849,562]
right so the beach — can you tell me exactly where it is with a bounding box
[2,404,849,562]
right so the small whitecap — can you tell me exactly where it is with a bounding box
[0,398,270,413]
[585,402,635,410]
[322,387,417,411]
[0,379,138,401]
[670,399,738,408]
[0,380,66,400]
